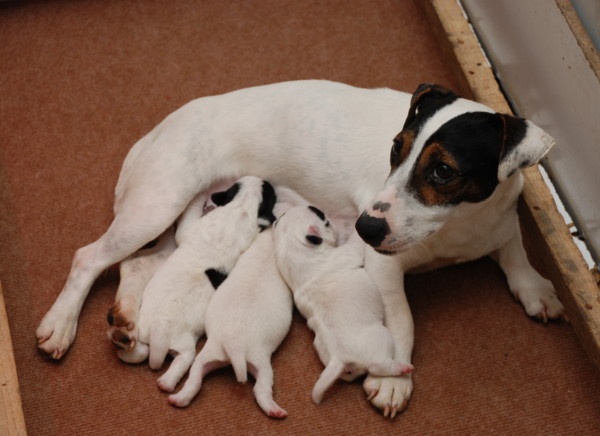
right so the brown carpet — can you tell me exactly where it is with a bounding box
[1,0,599,434]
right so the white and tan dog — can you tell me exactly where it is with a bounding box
[37,80,562,417]
[274,205,414,404]
[116,176,277,389]
[167,228,293,418]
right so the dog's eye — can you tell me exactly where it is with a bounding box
[390,137,403,165]
[432,164,457,184]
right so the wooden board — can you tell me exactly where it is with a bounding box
[0,283,27,436]
[421,0,600,369]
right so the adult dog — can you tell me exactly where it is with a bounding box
[36,80,563,417]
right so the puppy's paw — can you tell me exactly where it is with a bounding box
[513,277,565,322]
[36,312,77,360]
[106,300,138,349]
[363,373,412,418]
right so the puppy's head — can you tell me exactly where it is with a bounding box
[274,205,337,251]
[211,176,277,230]
[355,83,555,255]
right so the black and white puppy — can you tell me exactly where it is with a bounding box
[37,80,561,417]
[167,228,293,419]
[117,176,277,391]
[274,205,414,405]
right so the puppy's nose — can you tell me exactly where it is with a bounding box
[355,211,390,247]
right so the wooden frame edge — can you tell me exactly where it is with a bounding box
[421,0,600,369]
[0,282,27,436]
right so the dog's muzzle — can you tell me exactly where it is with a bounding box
[355,212,391,250]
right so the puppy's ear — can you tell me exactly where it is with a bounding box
[305,224,323,245]
[257,181,277,229]
[211,182,240,207]
[403,83,457,129]
[496,114,555,181]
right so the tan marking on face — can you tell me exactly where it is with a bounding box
[411,142,463,206]
[411,141,492,206]
[390,129,416,172]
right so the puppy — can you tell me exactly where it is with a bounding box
[274,205,413,404]
[118,176,277,391]
[106,227,177,350]
[167,228,292,418]
[37,80,561,416]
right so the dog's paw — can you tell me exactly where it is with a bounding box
[106,300,138,349]
[363,373,412,418]
[36,312,77,360]
[513,277,565,322]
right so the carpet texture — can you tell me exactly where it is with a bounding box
[1,0,599,434]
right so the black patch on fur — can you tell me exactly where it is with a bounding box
[205,268,228,289]
[308,205,326,221]
[306,235,323,245]
[355,211,390,248]
[257,181,277,225]
[408,111,518,205]
[211,182,240,207]
[372,201,391,212]
[402,83,458,132]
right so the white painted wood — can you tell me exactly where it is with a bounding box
[461,0,600,262]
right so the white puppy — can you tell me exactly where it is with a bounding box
[118,176,277,391]
[274,205,414,404]
[167,228,293,419]
[106,227,177,350]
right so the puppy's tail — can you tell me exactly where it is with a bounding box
[224,341,247,383]
[312,359,345,404]
[149,322,171,370]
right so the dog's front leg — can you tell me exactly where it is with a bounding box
[363,248,414,418]
[492,220,564,322]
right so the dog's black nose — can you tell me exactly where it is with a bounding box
[355,211,390,247]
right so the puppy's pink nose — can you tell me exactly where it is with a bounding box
[355,211,390,248]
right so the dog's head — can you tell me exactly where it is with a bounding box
[355,83,555,255]
[274,205,337,250]
[211,176,277,230]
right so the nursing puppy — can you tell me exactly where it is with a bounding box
[168,228,292,419]
[106,226,177,351]
[37,80,562,417]
[118,176,277,390]
[274,205,413,404]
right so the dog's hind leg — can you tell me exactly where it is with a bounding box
[249,357,287,419]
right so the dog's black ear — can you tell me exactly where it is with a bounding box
[495,113,555,180]
[257,181,277,228]
[211,182,240,207]
[403,83,457,129]
[306,235,323,245]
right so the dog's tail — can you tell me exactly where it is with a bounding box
[149,322,171,370]
[224,341,247,383]
[368,360,414,377]
[311,359,346,404]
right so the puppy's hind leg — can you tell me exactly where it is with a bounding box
[249,357,287,419]
[157,335,197,393]
[168,342,226,408]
